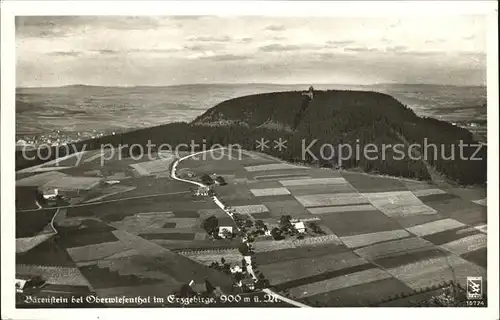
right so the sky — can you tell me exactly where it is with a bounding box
[16,15,487,87]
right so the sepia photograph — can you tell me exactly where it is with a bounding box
[1,1,498,319]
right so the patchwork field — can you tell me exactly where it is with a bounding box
[16,149,488,307]
[363,191,437,217]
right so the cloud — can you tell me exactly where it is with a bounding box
[425,38,446,44]
[46,51,82,57]
[265,24,285,31]
[200,54,249,61]
[16,16,162,38]
[259,44,302,52]
[184,44,224,51]
[129,48,181,54]
[344,47,379,53]
[385,46,408,52]
[93,49,119,55]
[168,16,208,21]
[187,36,231,42]
[326,40,356,47]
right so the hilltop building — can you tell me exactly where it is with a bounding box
[302,85,314,100]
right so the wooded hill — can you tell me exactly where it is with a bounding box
[16,90,486,185]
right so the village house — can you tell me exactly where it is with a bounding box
[292,220,306,233]
[189,280,208,295]
[214,176,227,186]
[15,275,44,293]
[237,278,256,292]
[218,226,233,238]
[230,265,243,274]
[195,185,211,196]
[41,187,59,200]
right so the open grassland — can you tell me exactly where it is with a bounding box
[17,239,76,267]
[303,277,413,307]
[406,218,466,237]
[439,233,487,255]
[289,268,392,299]
[98,178,190,201]
[179,249,242,266]
[411,188,447,197]
[353,237,435,261]
[15,186,40,210]
[461,247,487,268]
[417,193,459,202]
[16,234,54,253]
[386,254,486,290]
[423,226,482,246]
[319,209,401,237]
[139,233,196,241]
[287,184,356,196]
[393,213,447,229]
[244,163,309,172]
[261,199,309,217]
[84,185,136,203]
[217,184,255,201]
[97,257,183,281]
[254,243,350,265]
[308,204,377,214]
[280,177,347,186]
[30,166,73,173]
[66,193,213,222]
[363,191,437,217]
[340,229,411,248]
[110,212,176,234]
[423,198,486,226]
[295,193,368,207]
[44,176,102,191]
[129,156,175,176]
[16,171,68,187]
[374,248,449,270]
[231,204,269,215]
[472,198,487,206]
[259,251,368,286]
[341,172,409,193]
[17,264,90,286]
[103,248,141,260]
[254,234,342,253]
[78,263,164,289]
[56,219,118,248]
[67,241,129,262]
[253,172,310,181]
[250,187,291,197]
[16,210,57,238]
[153,239,241,251]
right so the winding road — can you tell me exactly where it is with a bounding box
[170,148,311,308]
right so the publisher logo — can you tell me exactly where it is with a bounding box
[467,276,483,300]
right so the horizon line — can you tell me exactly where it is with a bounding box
[16,82,487,89]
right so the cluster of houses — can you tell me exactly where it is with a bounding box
[36,186,68,207]
[15,275,45,293]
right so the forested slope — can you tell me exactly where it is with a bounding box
[16,90,486,185]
